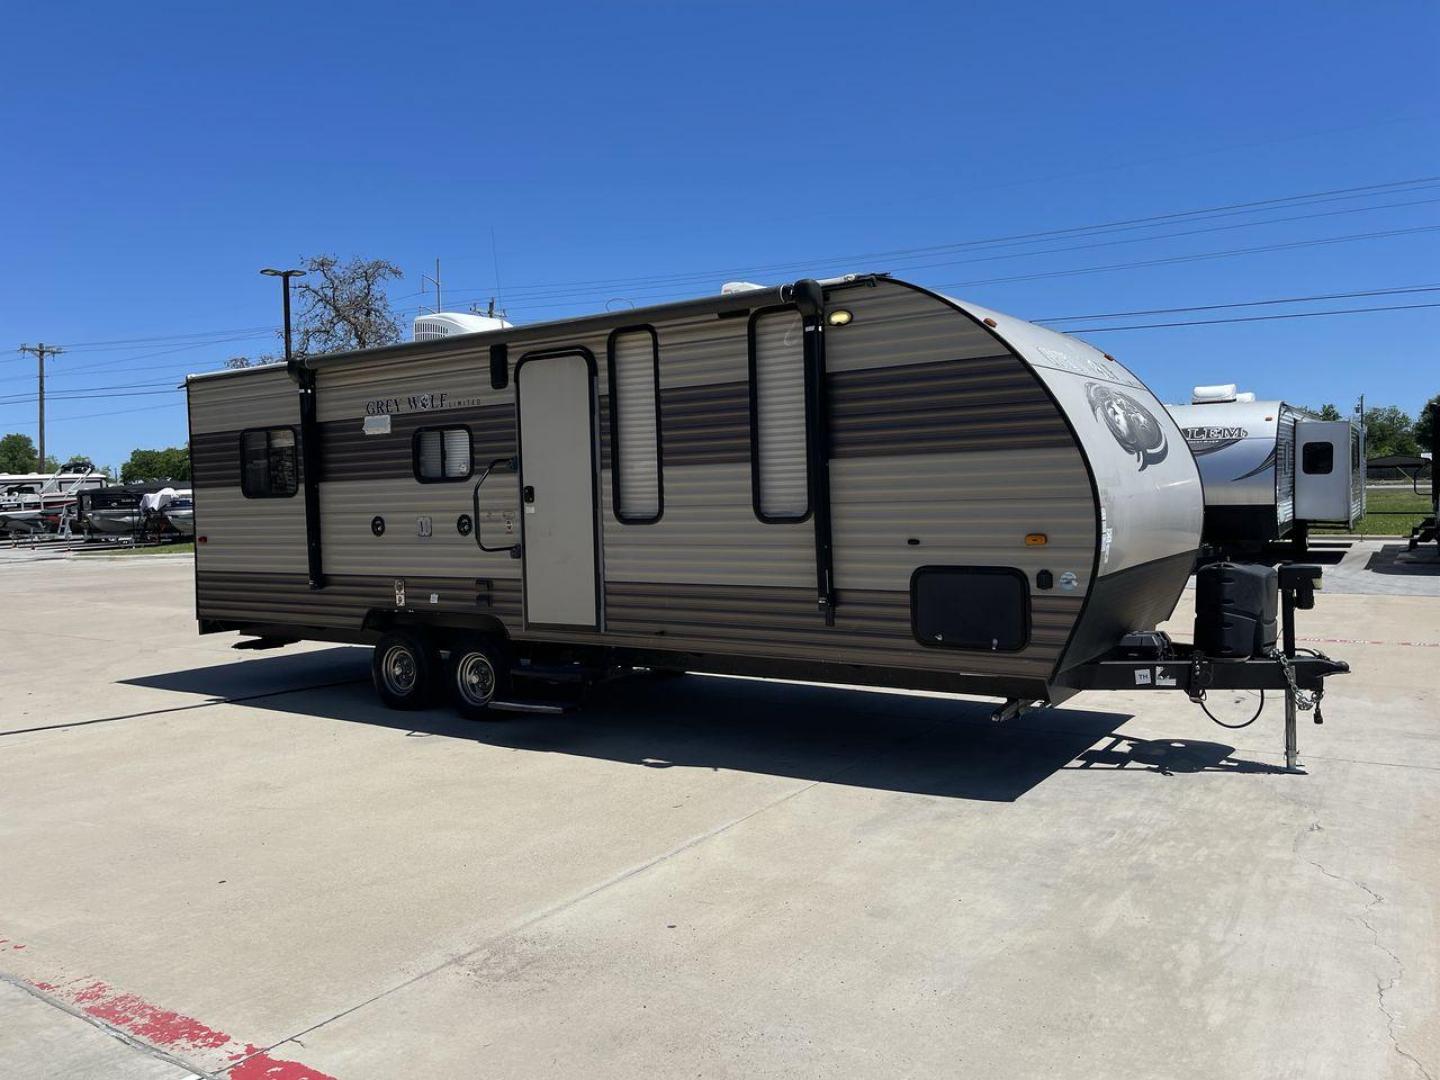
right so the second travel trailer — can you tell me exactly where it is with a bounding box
[1169,386,1365,554]
[184,274,1350,768]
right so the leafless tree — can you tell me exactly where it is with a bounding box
[292,255,405,357]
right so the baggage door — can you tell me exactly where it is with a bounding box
[516,350,600,629]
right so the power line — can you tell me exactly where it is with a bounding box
[423,175,1440,304]
[1066,301,1440,333]
[1036,283,1440,323]
[935,223,1440,291]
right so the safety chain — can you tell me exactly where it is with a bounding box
[1267,648,1327,723]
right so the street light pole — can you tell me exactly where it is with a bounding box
[260,266,324,589]
[260,267,306,370]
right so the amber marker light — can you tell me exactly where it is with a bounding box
[1025,533,1048,546]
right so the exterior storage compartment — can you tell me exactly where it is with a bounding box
[911,566,1029,651]
[1194,562,1278,659]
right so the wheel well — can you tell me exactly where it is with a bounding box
[361,609,511,645]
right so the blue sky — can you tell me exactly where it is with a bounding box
[1,0,1436,469]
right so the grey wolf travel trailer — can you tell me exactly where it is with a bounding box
[1169,386,1364,553]
[186,275,1349,768]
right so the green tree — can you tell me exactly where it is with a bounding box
[1362,405,1418,458]
[121,446,190,484]
[1415,394,1439,454]
[0,433,38,472]
[1317,403,1343,421]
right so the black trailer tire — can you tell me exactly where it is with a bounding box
[372,631,439,710]
[447,637,510,720]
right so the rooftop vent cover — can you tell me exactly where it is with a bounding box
[1192,384,1239,404]
[412,312,512,342]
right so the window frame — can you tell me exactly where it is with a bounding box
[238,425,300,499]
[605,324,664,525]
[1301,441,1334,476]
[411,424,474,484]
[747,304,812,525]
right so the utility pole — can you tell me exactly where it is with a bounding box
[18,343,64,472]
[422,258,442,312]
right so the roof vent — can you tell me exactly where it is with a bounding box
[412,312,512,342]
[1192,384,1239,404]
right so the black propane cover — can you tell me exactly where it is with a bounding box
[1194,562,1279,659]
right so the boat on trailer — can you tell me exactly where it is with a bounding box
[185,273,1349,769]
[0,462,108,536]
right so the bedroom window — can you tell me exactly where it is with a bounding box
[1302,442,1334,475]
[414,426,473,482]
[608,327,662,523]
[748,307,810,522]
[240,427,298,498]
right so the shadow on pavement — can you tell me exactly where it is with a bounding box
[1069,735,1284,775]
[124,650,1139,802]
[1363,543,1440,576]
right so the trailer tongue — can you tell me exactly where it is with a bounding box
[1057,563,1347,771]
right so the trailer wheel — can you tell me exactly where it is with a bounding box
[372,631,439,710]
[447,637,510,720]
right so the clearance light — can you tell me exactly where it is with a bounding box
[983,317,998,328]
[826,309,853,327]
[1025,533,1048,546]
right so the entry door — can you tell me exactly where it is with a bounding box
[517,352,599,628]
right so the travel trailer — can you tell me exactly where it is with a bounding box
[1169,386,1364,553]
[186,275,1349,768]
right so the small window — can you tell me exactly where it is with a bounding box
[240,427,298,498]
[413,426,473,482]
[749,307,810,522]
[911,566,1029,651]
[608,327,662,523]
[1302,442,1334,475]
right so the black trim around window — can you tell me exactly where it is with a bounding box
[747,304,812,524]
[411,425,474,484]
[238,426,299,499]
[606,324,664,525]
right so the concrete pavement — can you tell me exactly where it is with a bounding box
[1,547,1436,1079]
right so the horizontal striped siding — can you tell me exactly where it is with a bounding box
[195,569,1074,680]
[197,571,522,628]
[828,357,1072,456]
[189,368,297,434]
[319,404,516,482]
[600,581,1077,678]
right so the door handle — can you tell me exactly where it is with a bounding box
[472,457,522,557]
[523,485,536,504]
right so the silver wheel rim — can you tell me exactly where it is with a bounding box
[456,653,497,707]
[381,644,419,696]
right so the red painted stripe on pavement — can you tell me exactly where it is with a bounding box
[3,935,338,1079]
[1299,635,1440,647]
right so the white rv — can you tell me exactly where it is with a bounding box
[1169,386,1364,552]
